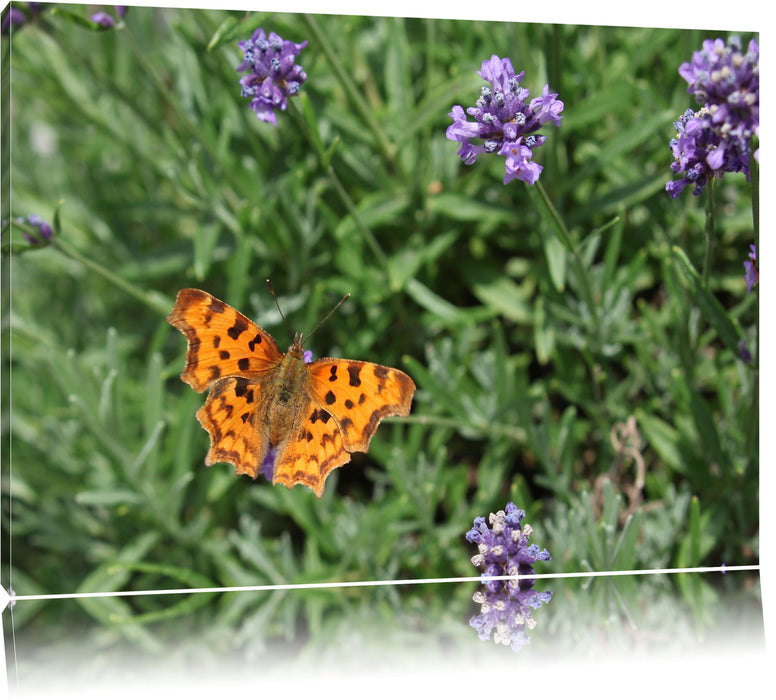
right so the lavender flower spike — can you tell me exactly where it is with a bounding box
[667,36,759,197]
[447,56,563,185]
[678,36,759,156]
[237,28,308,126]
[466,502,553,651]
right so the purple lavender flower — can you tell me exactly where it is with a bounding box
[3,2,45,33]
[19,214,54,245]
[668,37,759,197]
[679,36,759,156]
[744,243,758,293]
[236,28,308,126]
[89,6,128,29]
[259,445,278,481]
[665,107,749,198]
[446,56,563,185]
[466,502,551,591]
[2,5,28,33]
[470,585,553,652]
[91,12,115,28]
[466,502,552,651]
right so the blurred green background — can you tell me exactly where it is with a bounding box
[2,3,760,670]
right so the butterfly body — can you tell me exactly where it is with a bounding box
[263,342,309,440]
[168,288,415,497]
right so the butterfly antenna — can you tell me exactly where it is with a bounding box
[266,279,350,345]
[266,279,295,343]
[303,292,351,344]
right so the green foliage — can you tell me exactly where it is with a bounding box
[3,6,759,664]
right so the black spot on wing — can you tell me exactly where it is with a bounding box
[215,393,233,419]
[309,408,332,424]
[347,365,362,387]
[208,298,226,316]
[227,317,248,340]
[373,365,389,380]
[233,378,256,403]
[248,333,263,352]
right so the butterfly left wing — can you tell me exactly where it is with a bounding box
[196,375,274,478]
[306,358,416,453]
[168,288,283,392]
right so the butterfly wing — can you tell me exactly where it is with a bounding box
[169,288,283,478]
[269,357,416,498]
[270,400,350,498]
[167,288,283,392]
[196,375,274,478]
[306,358,416,452]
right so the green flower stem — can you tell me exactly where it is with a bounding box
[702,178,717,284]
[534,180,602,344]
[746,151,759,471]
[750,150,759,248]
[746,288,759,472]
[287,100,388,267]
[302,13,397,165]
[53,238,170,316]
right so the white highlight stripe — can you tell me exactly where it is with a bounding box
[4,564,759,606]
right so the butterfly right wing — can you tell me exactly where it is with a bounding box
[270,399,350,498]
[168,288,283,392]
[306,358,415,453]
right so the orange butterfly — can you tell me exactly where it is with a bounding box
[168,288,416,497]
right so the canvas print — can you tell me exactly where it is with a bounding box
[1,2,763,694]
